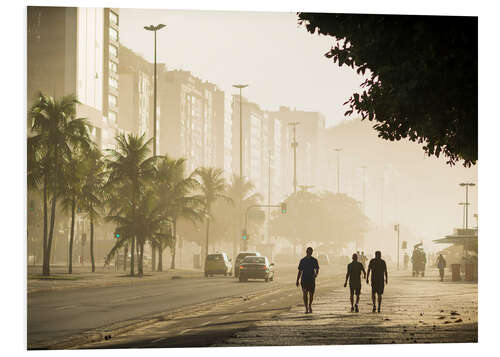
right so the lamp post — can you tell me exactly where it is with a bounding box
[232,84,248,179]
[288,122,300,194]
[144,24,165,271]
[333,148,342,193]
[458,202,469,229]
[459,183,475,230]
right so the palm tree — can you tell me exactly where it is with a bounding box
[225,175,263,259]
[156,157,202,270]
[194,167,231,262]
[59,148,86,274]
[28,92,92,276]
[80,148,106,272]
[105,133,157,277]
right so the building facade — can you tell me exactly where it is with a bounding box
[27,6,120,150]
[158,70,224,173]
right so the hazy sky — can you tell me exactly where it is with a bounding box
[119,8,368,127]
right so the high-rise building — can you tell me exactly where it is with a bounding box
[267,107,326,194]
[231,96,269,196]
[27,6,120,150]
[118,46,153,138]
[158,70,223,173]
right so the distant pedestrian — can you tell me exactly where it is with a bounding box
[366,251,388,313]
[344,253,366,312]
[436,254,447,281]
[404,252,409,270]
[296,247,320,314]
[360,251,367,269]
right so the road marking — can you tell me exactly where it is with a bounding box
[218,315,228,320]
[151,337,166,343]
[200,321,211,326]
[55,305,75,310]
[260,302,267,306]
[180,328,192,335]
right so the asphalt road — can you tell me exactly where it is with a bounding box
[28,264,338,348]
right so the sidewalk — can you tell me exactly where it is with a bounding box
[218,272,478,346]
[27,265,203,294]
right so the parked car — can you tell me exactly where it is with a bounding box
[318,254,330,265]
[204,252,232,277]
[234,251,261,278]
[238,256,274,282]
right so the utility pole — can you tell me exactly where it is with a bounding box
[268,150,271,221]
[334,148,342,193]
[289,122,300,194]
[459,182,475,230]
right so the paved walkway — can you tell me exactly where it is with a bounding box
[217,271,478,346]
[27,265,202,294]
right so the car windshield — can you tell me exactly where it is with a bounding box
[237,253,256,260]
[244,257,265,264]
[207,254,223,261]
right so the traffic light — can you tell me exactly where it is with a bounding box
[114,231,121,239]
[281,202,287,214]
[29,200,35,212]
[242,229,248,241]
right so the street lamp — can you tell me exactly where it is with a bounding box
[145,23,165,271]
[333,148,342,193]
[459,182,475,230]
[232,84,248,179]
[288,122,300,194]
[144,24,166,157]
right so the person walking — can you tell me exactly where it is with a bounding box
[360,251,367,269]
[366,251,388,313]
[344,253,366,312]
[436,254,447,281]
[404,252,409,270]
[296,247,320,314]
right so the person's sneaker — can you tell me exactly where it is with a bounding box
[377,307,381,313]
[372,305,376,312]
[309,306,313,313]
[351,306,354,312]
[355,304,359,313]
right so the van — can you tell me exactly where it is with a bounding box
[204,252,232,277]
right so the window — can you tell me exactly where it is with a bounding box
[108,110,117,123]
[109,61,117,73]
[109,27,118,42]
[108,94,117,108]
[109,44,118,58]
[109,11,118,26]
[109,77,118,89]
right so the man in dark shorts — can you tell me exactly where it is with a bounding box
[296,247,319,314]
[344,253,366,312]
[366,251,388,313]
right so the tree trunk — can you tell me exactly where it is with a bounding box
[44,182,58,276]
[68,197,75,274]
[158,241,163,272]
[123,245,128,272]
[151,241,156,272]
[130,237,135,276]
[42,175,48,275]
[90,215,95,272]
[170,219,177,270]
[205,217,210,260]
[138,239,144,277]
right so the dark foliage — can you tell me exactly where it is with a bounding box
[298,13,477,166]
